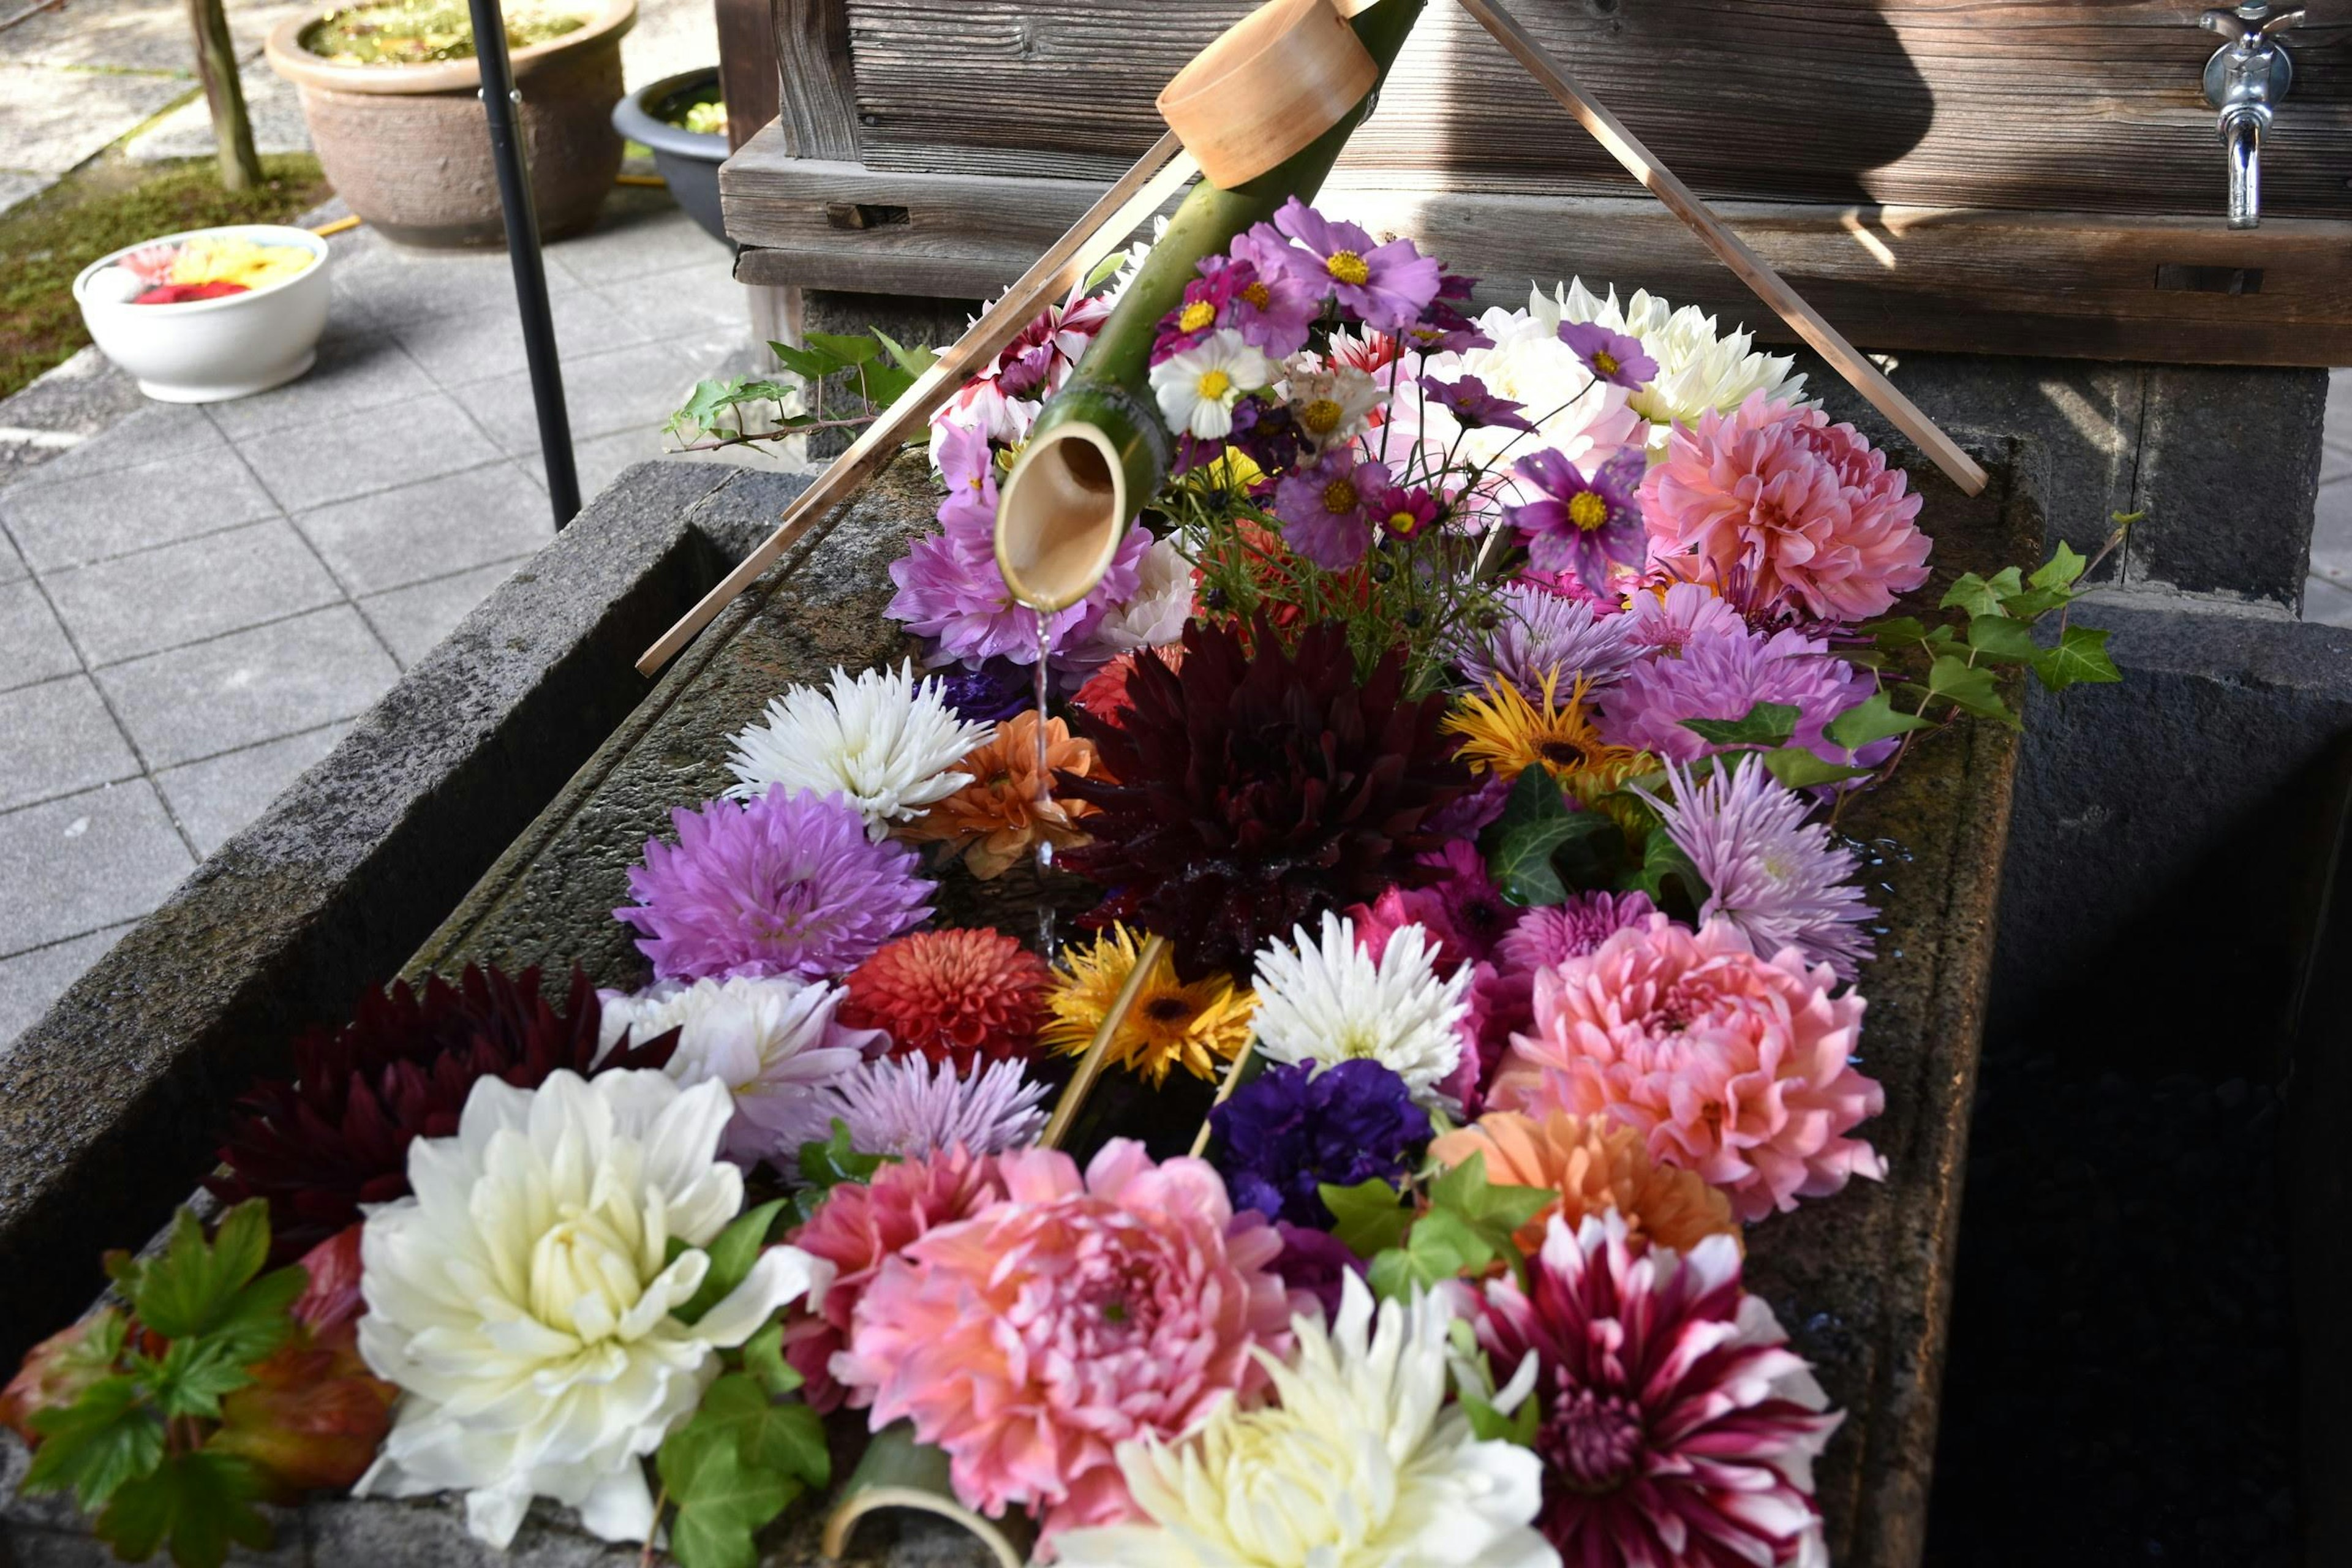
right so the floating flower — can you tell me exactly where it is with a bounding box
[1597,621,1886,773]
[1455,581,1641,699]
[1224,225,1324,358]
[1344,838,1519,971]
[1442,671,1651,806]
[597,974,881,1167]
[835,1139,1294,1539]
[1283,354,1384,451]
[1422,371,1536,433]
[1492,917,1886,1220]
[170,236,314,291]
[1094,534,1196,654]
[1072,644,1184,729]
[1055,1272,1551,1568]
[1273,448,1389,570]
[1151,327,1274,440]
[616,789,933,982]
[354,1071,830,1548]
[1267,198,1443,332]
[722,660,991,838]
[768,1055,1049,1174]
[840,927,1052,1068]
[1210,1058,1430,1227]
[1250,912,1472,1112]
[1474,1213,1840,1567]
[1557,320,1658,390]
[1506,446,1648,593]
[900,709,1104,880]
[933,655,1035,723]
[1537,279,1805,445]
[1040,923,1257,1087]
[1431,1110,1736,1257]
[1642,391,1930,624]
[1491,890,1657,976]
[1619,578,1747,655]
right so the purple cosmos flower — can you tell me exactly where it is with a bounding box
[1226,226,1324,358]
[1273,448,1388,570]
[1493,889,1659,976]
[1268,198,1444,333]
[1457,581,1642,698]
[1423,373,1536,433]
[1210,1058,1431,1228]
[767,1054,1049,1171]
[1559,320,1659,388]
[1641,756,1876,980]
[616,790,933,982]
[1368,480,1441,542]
[1401,271,1495,355]
[1150,254,1250,366]
[1597,622,1893,774]
[1504,446,1648,592]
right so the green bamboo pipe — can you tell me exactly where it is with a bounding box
[993,0,1426,612]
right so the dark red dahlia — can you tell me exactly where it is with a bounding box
[207,965,676,1263]
[1058,616,1472,976]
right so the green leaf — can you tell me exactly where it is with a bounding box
[1395,1208,1491,1284]
[676,1200,786,1327]
[1082,248,1131,292]
[1860,614,1929,649]
[695,1374,830,1490]
[767,341,843,382]
[802,330,879,365]
[1427,1152,1554,1245]
[1997,585,2074,621]
[1762,747,1875,790]
[659,1422,796,1568]
[119,1204,269,1343]
[869,328,938,379]
[790,1121,893,1224]
[1925,654,2014,723]
[2028,541,2088,592]
[94,1450,272,1568]
[741,1321,803,1400]
[1490,816,1575,907]
[1459,1386,1540,1446]
[1823,693,1932,753]
[24,1376,165,1510]
[1678,700,1800,749]
[1939,567,2023,619]
[673,377,741,431]
[1318,1178,1414,1259]
[202,1268,306,1368]
[1964,614,2038,665]
[1619,829,1709,912]
[2031,624,2123,692]
[143,1340,251,1423]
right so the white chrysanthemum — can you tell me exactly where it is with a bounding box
[723,660,990,838]
[598,975,883,1166]
[1150,327,1273,440]
[1250,912,1471,1110]
[1055,1272,1556,1568]
[355,1070,831,1549]
[1095,534,1196,652]
[1536,278,1806,448]
[1283,353,1384,451]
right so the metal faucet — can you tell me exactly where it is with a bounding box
[2201,2,2304,228]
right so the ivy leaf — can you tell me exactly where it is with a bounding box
[1997,585,2073,621]
[741,1321,803,1400]
[673,377,741,431]
[1924,655,2014,724]
[1823,693,1931,753]
[1619,830,1709,913]
[2031,624,2122,691]
[869,328,938,379]
[695,1374,830,1490]
[1860,614,1928,650]
[1459,1386,1541,1446]
[94,1449,273,1568]
[676,1200,786,1327]
[1678,700,1800,750]
[789,1122,892,1225]
[802,330,879,365]
[1939,567,2023,619]
[659,1422,796,1568]
[855,361,918,410]
[1964,614,2038,665]
[767,340,843,382]
[1427,1153,1554,1253]
[2028,541,2088,592]
[1489,815,1577,907]
[1318,1178,1414,1259]
[23,1376,165,1510]
[143,1340,251,1423]
[1762,747,1874,790]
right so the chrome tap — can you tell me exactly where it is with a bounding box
[2201,2,2304,228]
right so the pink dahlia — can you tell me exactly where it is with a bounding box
[1640,391,1930,624]
[836,1139,1292,1539]
[1620,580,1746,657]
[1494,889,1659,976]
[615,789,933,982]
[1492,916,1886,1221]
[1477,1211,1841,1567]
[1597,622,1887,774]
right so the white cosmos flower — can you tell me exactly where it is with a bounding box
[1250,912,1470,1112]
[1095,534,1196,653]
[1150,327,1273,440]
[1282,353,1384,450]
[597,975,883,1167]
[1536,278,1806,448]
[723,660,991,838]
[1055,1272,1557,1568]
[355,1070,831,1549]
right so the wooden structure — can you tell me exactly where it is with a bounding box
[725,0,2352,364]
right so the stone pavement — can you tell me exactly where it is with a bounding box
[2303,370,2352,628]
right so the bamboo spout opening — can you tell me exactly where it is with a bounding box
[995,423,1130,613]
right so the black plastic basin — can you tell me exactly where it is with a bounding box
[611,67,729,246]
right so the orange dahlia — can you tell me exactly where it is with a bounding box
[1429,1109,1737,1257]
[839,927,1052,1069]
[900,710,1106,880]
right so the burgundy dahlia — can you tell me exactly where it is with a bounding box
[206,965,677,1263]
[1058,616,1472,976]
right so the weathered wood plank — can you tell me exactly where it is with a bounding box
[715,0,782,152]
[774,0,860,160]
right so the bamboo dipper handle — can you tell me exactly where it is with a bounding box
[1454,0,1987,498]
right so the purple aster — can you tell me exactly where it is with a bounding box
[931,655,1033,722]
[1559,320,1659,388]
[768,1054,1047,1171]
[616,789,933,982]
[1150,254,1250,365]
[1621,580,1747,656]
[1272,448,1387,570]
[1422,373,1535,433]
[1640,755,1876,980]
[1272,1221,1368,1320]
[1268,198,1443,333]
[1597,623,1892,774]
[1493,889,1659,975]
[1226,225,1323,358]
[1210,1058,1431,1228]
[1504,446,1648,593]
[1457,581,1642,699]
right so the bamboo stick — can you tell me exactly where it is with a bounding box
[633,134,1198,676]
[1040,932,1171,1151]
[1186,1049,1254,1159]
[1454,0,1987,498]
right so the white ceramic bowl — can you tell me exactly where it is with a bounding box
[72,224,331,404]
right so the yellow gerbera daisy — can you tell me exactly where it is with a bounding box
[1442,670,1651,807]
[1039,924,1256,1087]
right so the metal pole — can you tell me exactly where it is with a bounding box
[466,0,581,524]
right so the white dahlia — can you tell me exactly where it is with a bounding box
[1536,279,1806,448]
[722,660,990,838]
[355,1070,830,1548]
[1250,912,1471,1112]
[1095,534,1196,653]
[1054,1272,1556,1568]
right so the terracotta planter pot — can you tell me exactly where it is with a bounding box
[265,0,635,249]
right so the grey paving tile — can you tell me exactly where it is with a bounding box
[0,0,300,70]
[0,530,26,586]
[590,260,750,345]
[2305,575,2352,629]
[0,170,48,217]
[0,63,193,175]
[522,427,666,503]
[96,605,397,767]
[2323,441,2352,488]
[328,243,586,334]
[0,444,279,570]
[156,722,347,857]
[0,921,134,1055]
[2326,368,2352,439]
[358,556,527,666]
[295,461,548,595]
[548,200,725,286]
[0,676,140,810]
[205,332,436,442]
[456,341,701,456]
[393,288,650,388]
[44,518,342,665]
[0,580,79,692]
[15,401,224,483]
[124,63,309,162]
[0,781,192,954]
[2312,478,2352,586]
[234,391,502,511]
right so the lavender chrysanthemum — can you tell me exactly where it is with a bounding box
[771,1054,1047,1168]
[1457,582,1640,699]
[616,789,933,983]
[1597,622,1888,773]
[1621,581,1746,657]
[1642,755,1876,980]
[1210,1058,1431,1227]
[1493,889,1658,975]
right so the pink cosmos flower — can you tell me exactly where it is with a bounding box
[1476,1211,1842,1567]
[1267,198,1442,333]
[1558,321,1658,389]
[1150,254,1251,364]
[1273,449,1388,570]
[928,285,1108,460]
[1640,391,1930,624]
[1491,916,1887,1221]
[1509,447,1649,594]
[835,1139,1293,1540]
[1224,228,1322,358]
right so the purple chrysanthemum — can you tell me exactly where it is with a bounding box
[1267,198,1442,333]
[1621,581,1747,656]
[1505,447,1648,594]
[1422,373,1534,432]
[1493,890,1659,976]
[1224,227,1323,358]
[769,1054,1047,1169]
[1641,755,1876,980]
[932,655,1035,722]
[616,789,933,982]
[1598,623,1890,773]
[1210,1058,1431,1228]
[1273,448,1387,570]
[1270,1220,1368,1321]
[1558,321,1659,389]
[1457,582,1642,699]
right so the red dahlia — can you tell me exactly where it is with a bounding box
[839,927,1053,1070]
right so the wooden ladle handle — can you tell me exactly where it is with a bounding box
[1157,0,1378,189]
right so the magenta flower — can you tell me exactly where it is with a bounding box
[1422,373,1534,433]
[1268,198,1442,333]
[1558,321,1658,389]
[1504,447,1648,593]
[1597,622,1889,773]
[1273,449,1388,570]
[1150,254,1250,365]
[1457,581,1641,699]
[616,790,933,982]
[1493,889,1659,975]
[1368,480,1441,542]
[1225,226,1323,358]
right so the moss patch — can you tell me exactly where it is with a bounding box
[0,154,333,402]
